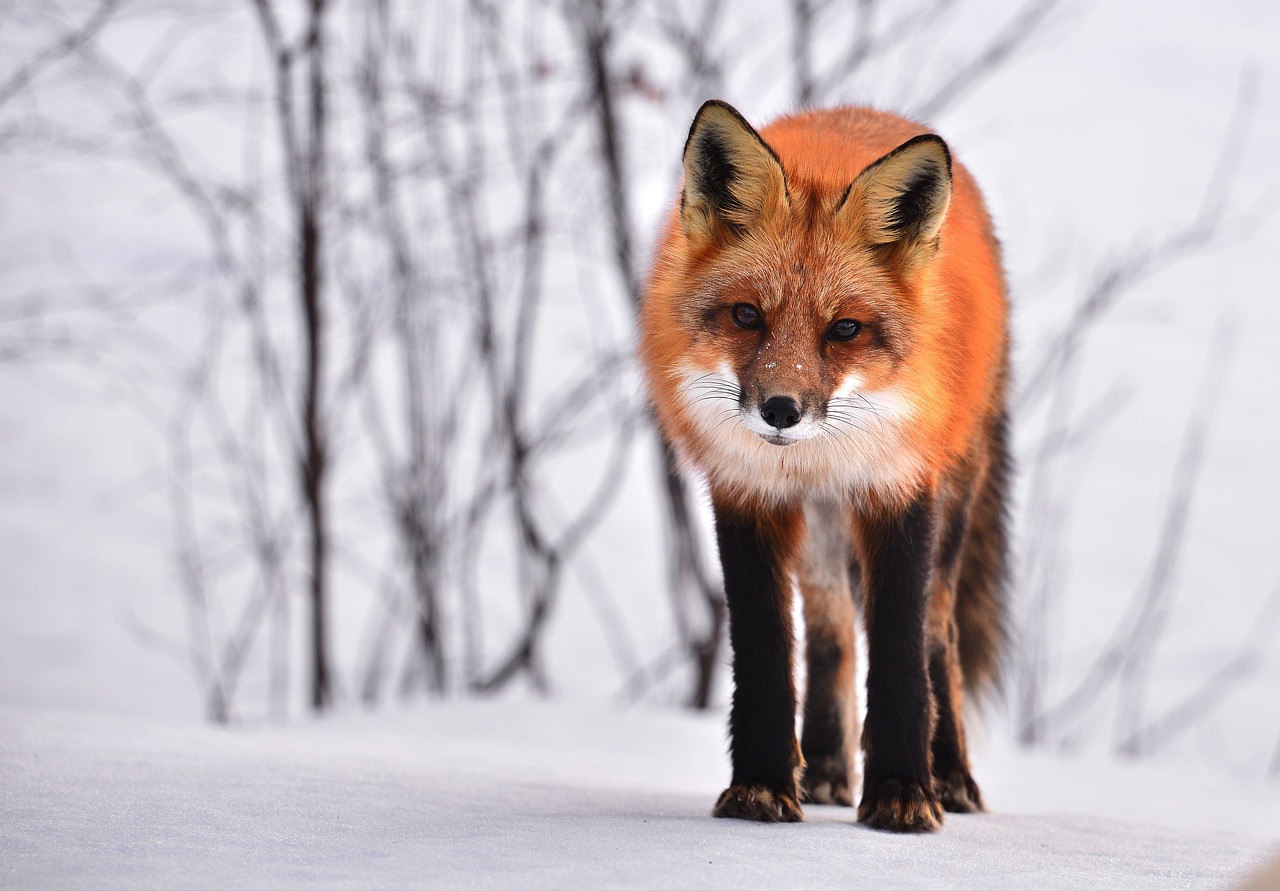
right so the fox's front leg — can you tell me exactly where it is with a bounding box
[711,495,805,823]
[856,492,944,833]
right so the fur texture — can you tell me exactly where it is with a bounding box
[639,101,1011,833]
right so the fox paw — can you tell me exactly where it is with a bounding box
[858,778,943,833]
[801,757,857,807]
[934,769,984,813]
[713,784,804,822]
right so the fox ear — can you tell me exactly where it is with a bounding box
[681,100,788,240]
[838,134,952,257]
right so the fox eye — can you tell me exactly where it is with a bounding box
[731,303,763,330]
[828,318,862,341]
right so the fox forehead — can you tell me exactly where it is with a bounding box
[686,218,903,320]
[677,237,912,377]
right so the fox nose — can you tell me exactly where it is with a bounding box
[760,395,801,430]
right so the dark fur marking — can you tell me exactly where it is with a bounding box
[887,166,944,237]
[693,136,744,220]
[937,485,971,578]
[851,133,952,245]
[857,493,940,828]
[684,100,788,182]
[682,100,790,238]
[955,407,1012,694]
[800,625,849,776]
[698,303,724,332]
[831,181,855,216]
[713,500,799,796]
[927,648,960,766]
[890,133,952,176]
[928,646,983,813]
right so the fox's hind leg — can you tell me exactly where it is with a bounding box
[798,498,861,807]
[927,580,983,812]
[927,468,988,813]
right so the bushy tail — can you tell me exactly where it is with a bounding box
[955,408,1012,697]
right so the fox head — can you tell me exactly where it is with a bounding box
[644,101,961,504]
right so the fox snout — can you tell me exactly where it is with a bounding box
[741,389,821,445]
[760,395,802,430]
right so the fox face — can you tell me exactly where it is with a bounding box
[680,239,907,446]
[670,251,925,503]
[645,102,959,506]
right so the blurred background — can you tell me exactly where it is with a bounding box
[1,0,1277,776]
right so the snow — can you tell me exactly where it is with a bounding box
[3,701,1276,890]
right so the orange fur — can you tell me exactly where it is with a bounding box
[640,105,1008,511]
[643,103,1012,829]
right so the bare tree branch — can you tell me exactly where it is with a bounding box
[914,0,1061,121]
[1023,319,1236,743]
[0,0,122,108]
[1117,576,1280,756]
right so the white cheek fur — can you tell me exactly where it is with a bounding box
[831,372,864,401]
[673,364,927,503]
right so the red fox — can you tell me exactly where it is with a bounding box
[639,101,1010,832]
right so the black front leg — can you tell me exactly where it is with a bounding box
[711,495,804,823]
[856,491,944,832]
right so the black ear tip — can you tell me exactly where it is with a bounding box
[912,133,953,178]
[689,100,749,133]
[930,135,953,177]
[884,133,952,180]
[690,100,730,131]
[685,100,729,155]
[684,100,755,160]
[697,99,736,116]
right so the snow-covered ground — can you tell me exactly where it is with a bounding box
[4,0,1280,887]
[3,700,1277,890]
